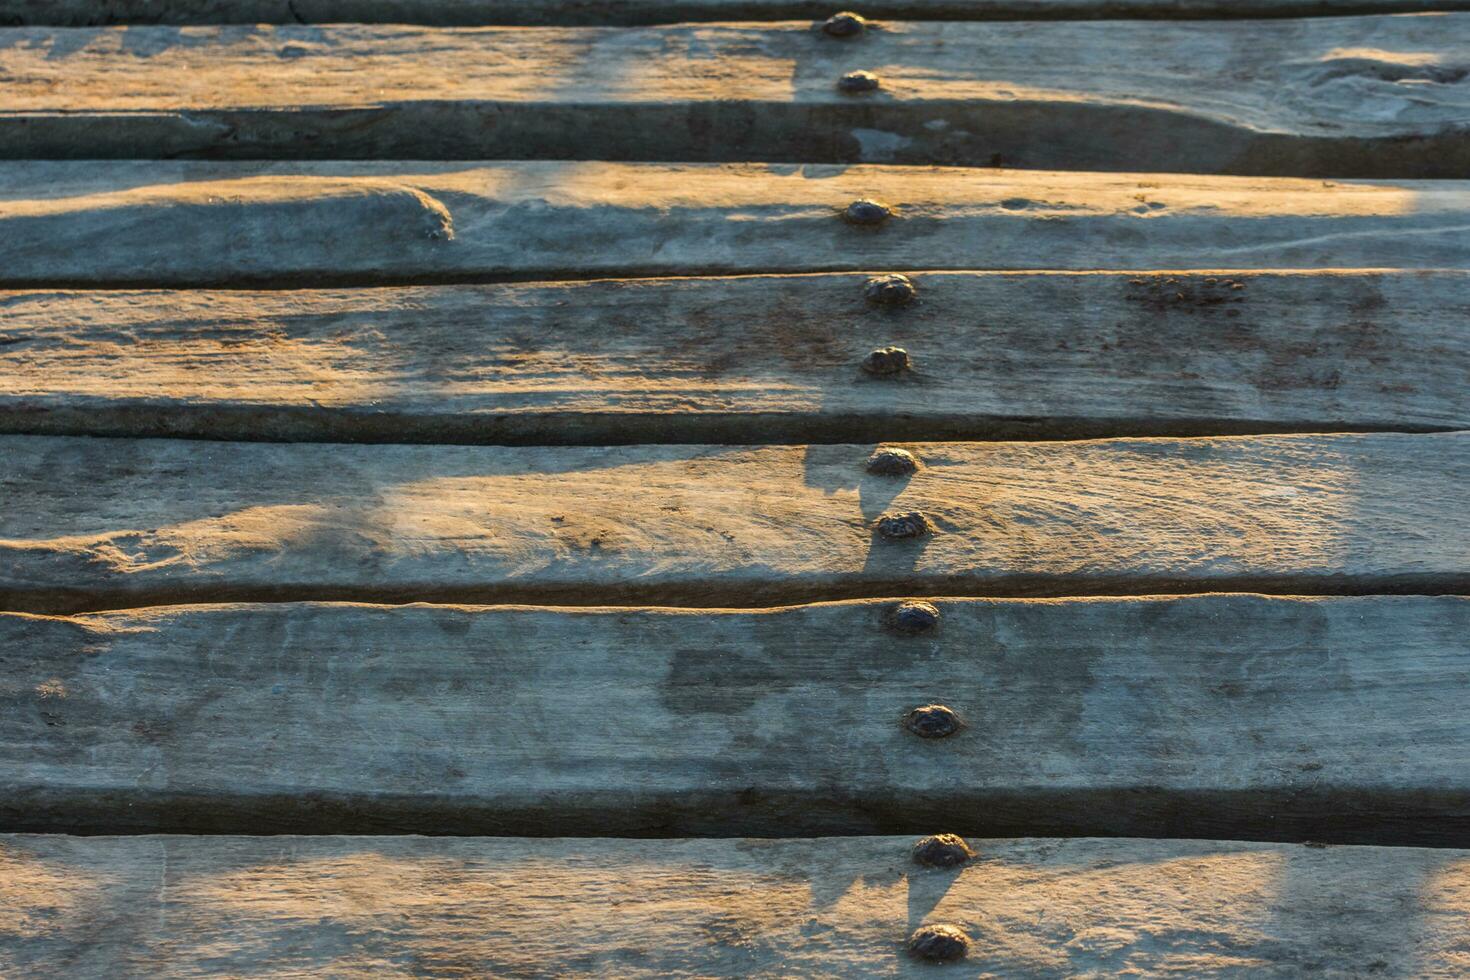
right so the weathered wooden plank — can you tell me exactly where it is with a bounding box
[3,596,1469,841]
[2,19,1467,176]
[2,433,1464,612]
[3,271,1465,444]
[4,0,1467,25]
[3,163,1470,287]
[5,834,1470,977]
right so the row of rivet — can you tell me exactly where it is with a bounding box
[829,20,966,962]
[860,276,912,387]
[909,834,977,961]
[822,11,885,92]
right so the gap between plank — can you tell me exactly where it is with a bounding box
[5,574,1469,616]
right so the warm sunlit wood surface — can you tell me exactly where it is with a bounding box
[6,834,1470,976]
[4,162,1470,286]
[0,17,1465,175]
[2,271,1465,444]
[1,432,1465,612]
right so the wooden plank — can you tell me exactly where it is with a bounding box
[1,19,1467,176]
[3,163,1470,287]
[4,271,1465,445]
[3,595,1469,841]
[4,0,1467,26]
[2,433,1464,613]
[5,834,1470,977]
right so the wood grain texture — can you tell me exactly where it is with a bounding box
[3,163,1470,287]
[1,18,1467,175]
[3,271,1465,445]
[6,834,1470,977]
[2,432,1466,612]
[3,0,1466,25]
[4,595,1470,840]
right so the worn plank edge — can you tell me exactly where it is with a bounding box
[3,0,1465,25]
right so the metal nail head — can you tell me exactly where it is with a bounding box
[838,69,882,93]
[904,703,961,738]
[862,346,909,375]
[912,834,976,868]
[866,447,919,476]
[887,599,939,633]
[908,923,972,962]
[822,10,868,36]
[843,198,892,225]
[864,273,916,306]
[876,510,931,540]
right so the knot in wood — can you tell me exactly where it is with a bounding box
[912,834,975,868]
[904,703,962,738]
[866,446,918,476]
[908,923,972,962]
[822,11,868,36]
[862,346,909,375]
[876,510,931,539]
[843,198,892,225]
[887,600,939,633]
[864,273,916,306]
[838,69,882,93]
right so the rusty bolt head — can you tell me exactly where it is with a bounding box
[908,923,971,962]
[843,198,892,225]
[862,346,909,375]
[838,69,882,93]
[866,446,918,476]
[887,599,939,633]
[822,10,868,36]
[864,273,916,306]
[876,511,931,540]
[905,703,961,738]
[912,834,975,868]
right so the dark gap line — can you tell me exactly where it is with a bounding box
[0,415,1454,449]
[6,574,1468,617]
[1,266,1463,292]
[6,3,1468,26]
[10,787,1470,849]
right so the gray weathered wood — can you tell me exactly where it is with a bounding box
[1,433,1465,612]
[4,271,1465,444]
[4,833,1470,976]
[2,18,1467,175]
[3,163,1470,286]
[3,0,1466,25]
[3,595,1469,840]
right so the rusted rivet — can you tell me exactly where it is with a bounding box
[912,833,975,868]
[908,923,971,962]
[864,273,916,306]
[887,599,939,633]
[843,198,892,225]
[838,69,882,93]
[822,10,868,36]
[904,703,961,738]
[876,510,931,540]
[866,446,918,476]
[861,345,909,375]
